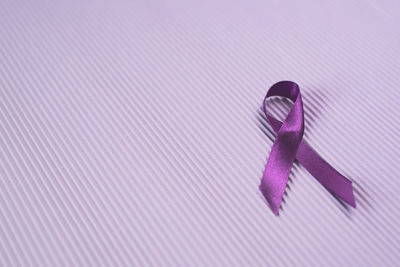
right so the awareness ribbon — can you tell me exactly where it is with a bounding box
[259,81,356,215]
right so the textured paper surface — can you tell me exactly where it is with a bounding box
[1,0,400,266]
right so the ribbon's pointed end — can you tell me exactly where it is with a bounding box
[348,189,356,208]
[343,181,356,208]
[269,196,282,216]
[335,181,356,208]
[350,199,356,208]
[271,203,280,216]
[259,185,282,216]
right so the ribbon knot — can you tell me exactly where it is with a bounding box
[259,81,356,215]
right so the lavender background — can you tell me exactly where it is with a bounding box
[1,0,400,266]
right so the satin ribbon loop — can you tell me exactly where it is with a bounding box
[259,81,356,215]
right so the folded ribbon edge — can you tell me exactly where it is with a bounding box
[260,81,356,215]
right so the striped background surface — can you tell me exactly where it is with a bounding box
[1,0,400,266]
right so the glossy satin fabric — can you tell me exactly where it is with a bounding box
[259,81,356,215]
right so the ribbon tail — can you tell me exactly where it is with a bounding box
[260,132,302,215]
[259,164,286,216]
[296,141,356,207]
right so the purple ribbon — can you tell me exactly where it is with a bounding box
[259,81,356,215]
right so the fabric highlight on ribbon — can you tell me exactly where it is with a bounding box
[259,81,356,215]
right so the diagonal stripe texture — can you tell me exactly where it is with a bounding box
[1,0,400,266]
